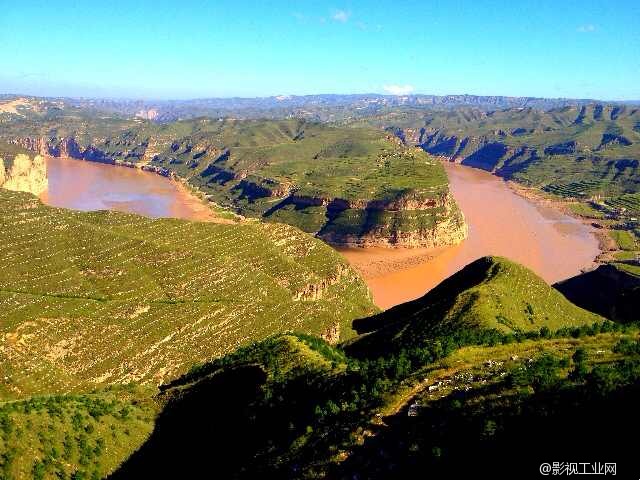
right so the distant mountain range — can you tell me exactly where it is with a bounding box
[2,92,639,122]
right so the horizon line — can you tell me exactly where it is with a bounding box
[2,91,639,104]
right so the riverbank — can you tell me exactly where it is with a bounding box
[38,154,604,311]
[505,179,618,263]
[340,162,601,309]
[40,156,236,224]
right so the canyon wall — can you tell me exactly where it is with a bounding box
[12,135,468,249]
[316,192,468,247]
[391,127,540,177]
[0,154,48,196]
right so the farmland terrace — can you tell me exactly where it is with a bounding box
[0,102,467,248]
[0,189,376,399]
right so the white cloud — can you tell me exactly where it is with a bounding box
[383,84,415,96]
[577,24,597,33]
[332,10,350,23]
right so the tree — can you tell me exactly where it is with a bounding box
[569,348,588,381]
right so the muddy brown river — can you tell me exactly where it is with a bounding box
[40,156,215,221]
[40,157,600,310]
[339,162,600,309]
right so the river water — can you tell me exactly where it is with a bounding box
[339,162,600,309]
[40,156,215,221]
[39,157,600,310]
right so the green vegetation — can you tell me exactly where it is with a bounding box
[609,229,638,250]
[543,180,606,198]
[0,189,376,399]
[113,319,640,478]
[110,255,639,478]
[567,201,606,219]
[365,105,639,191]
[605,192,640,215]
[348,256,602,356]
[366,104,640,255]
[2,97,639,477]
[0,387,155,480]
[0,109,465,245]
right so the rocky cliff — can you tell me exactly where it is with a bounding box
[384,105,640,192]
[317,191,468,247]
[9,125,469,249]
[0,154,48,196]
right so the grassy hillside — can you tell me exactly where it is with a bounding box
[365,105,640,203]
[0,109,466,246]
[112,324,640,479]
[0,387,156,480]
[1,249,635,478]
[0,189,376,399]
[347,256,602,356]
[110,257,637,479]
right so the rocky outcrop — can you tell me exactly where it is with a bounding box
[0,154,48,195]
[11,136,137,165]
[293,264,354,301]
[318,192,468,248]
[11,134,468,249]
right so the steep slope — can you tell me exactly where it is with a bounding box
[0,189,376,398]
[348,256,603,356]
[371,105,640,200]
[111,323,640,479]
[112,334,343,479]
[554,264,640,323]
[0,153,48,195]
[1,115,468,248]
[0,256,622,480]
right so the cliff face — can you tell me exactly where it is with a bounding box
[393,128,526,175]
[12,136,111,163]
[0,154,48,196]
[317,192,468,247]
[12,133,468,249]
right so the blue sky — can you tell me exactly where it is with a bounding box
[1,0,638,100]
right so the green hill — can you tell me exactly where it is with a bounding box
[1,251,636,479]
[0,189,376,399]
[348,256,603,355]
[0,111,467,247]
[366,104,640,198]
[0,386,156,480]
[111,324,640,479]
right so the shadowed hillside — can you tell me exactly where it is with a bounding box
[554,264,640,323]
[109,282,640,479]
[347,256,602,357]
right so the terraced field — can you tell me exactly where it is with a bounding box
[0,105,467,246]
[542,180,607,198]
[0,189,376,399]
[606,192,640,215]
